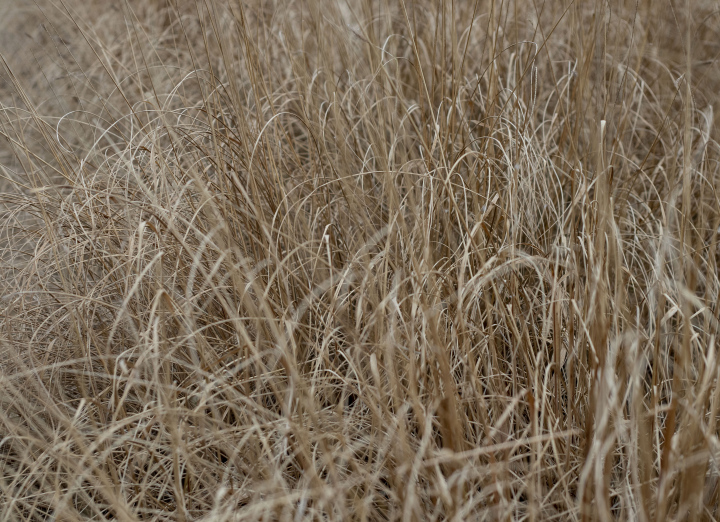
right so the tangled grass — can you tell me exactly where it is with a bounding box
[1,0,720,519]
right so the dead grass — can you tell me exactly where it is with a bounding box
[1,0,720,520]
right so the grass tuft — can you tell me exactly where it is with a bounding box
[1,0,720,519]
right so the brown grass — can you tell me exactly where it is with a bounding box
[1,0,720,519]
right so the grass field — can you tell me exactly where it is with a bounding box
[1,0,720,519]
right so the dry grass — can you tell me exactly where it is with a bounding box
[1,0,720,519]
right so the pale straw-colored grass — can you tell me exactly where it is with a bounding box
[1,0,719,520]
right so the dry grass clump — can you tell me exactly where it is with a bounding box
[1,0,720,519]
